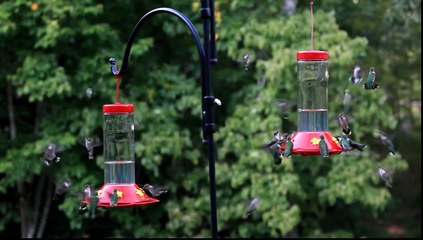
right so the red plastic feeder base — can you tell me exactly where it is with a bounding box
[281,131,343,156]
[83,183,159,208]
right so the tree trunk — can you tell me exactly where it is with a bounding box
[17,182,29,238]
[36,175,53,238]
[6,82,16,140]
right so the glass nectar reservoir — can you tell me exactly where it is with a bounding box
[103,104,135,184]
[297,50,329,131]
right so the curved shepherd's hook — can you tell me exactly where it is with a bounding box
[108,7,218,238]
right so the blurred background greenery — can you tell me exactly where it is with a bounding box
[0,0,420,238]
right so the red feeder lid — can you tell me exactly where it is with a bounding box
[103,104,134,113]
[297,50,329,61]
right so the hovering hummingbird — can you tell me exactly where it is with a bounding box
[338,113,351,135]
[379,131,396,155]
[377,165,394,188]
[236,53,251,71]
[42,143,62,166]
[349,65,363,84]
[343,89,352,115]
[282,135,294,158]
[263,131,288,165]
[142,184,168,198]
[318,135,329,157]
[53,178,72,201]
[85,88,93,98]
[78,184,92,211]
[263,131,288,148]
[109,189,118,207]
[242,53,250,70]
[264,142,283,165]
[276,101,292,120]
[363,67,379,90]
[283,0,296,16]
[246,197,260,217]
[78,137,102,160]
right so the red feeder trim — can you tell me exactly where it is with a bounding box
[103,104,134,113]
[82,183,159,208]
[297,50,329,61]
[280,131,343,156]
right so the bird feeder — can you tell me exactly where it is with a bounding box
[280,50,342,156]
[84,103,159,208]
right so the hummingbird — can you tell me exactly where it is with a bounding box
[78,184,92,211]
[53,178,72,201]
[79,137,102,160]
[349,65,363,84]
[142,184,168,198]
[109,189,118,207]
[42,143,62,166]
[282,135,294,158]
[377,165,394,188]
[283,0,296,16]
[318,135,329,157]
[338,112,351,135]
[263,131,288,148]
[85,88,93,98]
[264,131,280,148]
[276,101,293,120]
[246,197,260,217]
[343,89,352,115]
[379,131,396,155]
[88,196,99,218]
[264,142,283,165]
[242,53,250,70]
[335,135,352,152]
[349,138,367,151]
[363,67,379,90]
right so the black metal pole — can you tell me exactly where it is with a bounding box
[108,7,218,238]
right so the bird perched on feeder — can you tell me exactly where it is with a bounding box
[282,135,294,158]
[52,178,72,201]
[42,143,62,166]
[142,184,168,198]
[335,135,352,152]
[109,189,119,207]
[246,197,260,217]
[335,135,366,152]
[349,65,363,84]
[363,67,379,90]
[343,89,352,115]
[318,135,329,157]
[377,165,394,188]
[88,195,99,218]
[338,112,351,135]
[79,137,102,160]
[379,131,396,156]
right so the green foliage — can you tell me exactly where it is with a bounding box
[0,0,418,238]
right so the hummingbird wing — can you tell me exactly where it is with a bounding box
[263,138,278,148]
